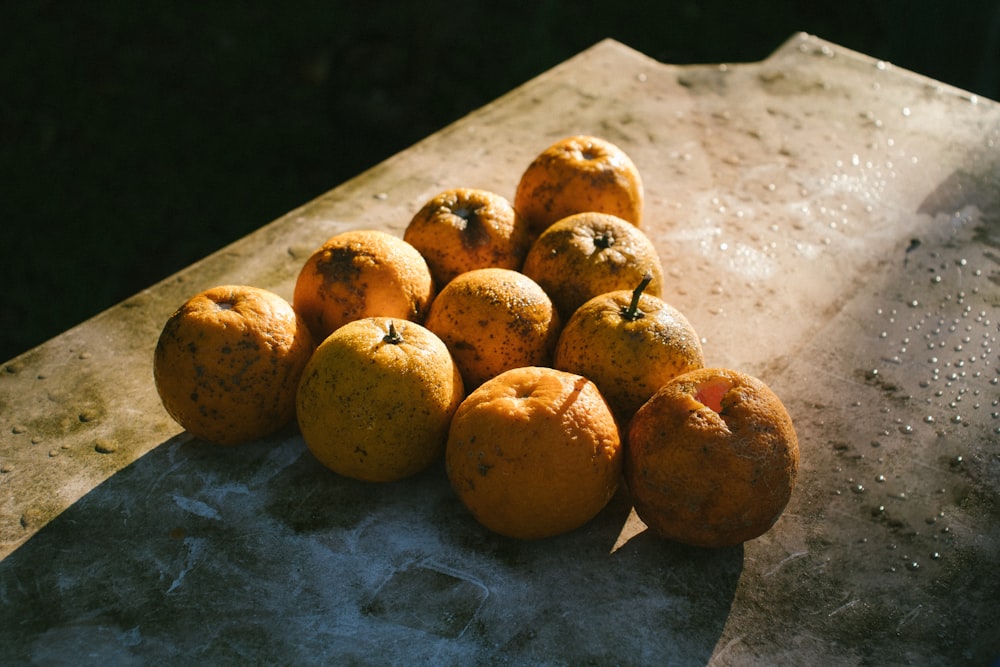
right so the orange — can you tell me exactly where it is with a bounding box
[514,134,644,238]
[295,317,464,482]
[424,267,561,389]
[292,229,435,342]
[403,187,532,287]
[553,274,704,423]
[626,368,799,548]
[446,366,622,539]
[521,211,665,320]
[153,285,315,445]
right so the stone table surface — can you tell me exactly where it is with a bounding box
[2,34,998,665]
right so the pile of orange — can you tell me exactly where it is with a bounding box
[152,134,799,547]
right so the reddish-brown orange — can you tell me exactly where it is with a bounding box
[626,368,799,548]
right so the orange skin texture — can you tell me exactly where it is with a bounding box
[514,134,643,238]
[293,229,435,343]
[403,188,532,287]
[554,289,704,424]
[626,368,800,548]
[446,366,622,540]
[521,211,665,320]
[153,285,316,445]
[424,268,561,390]
[295,317,465,483]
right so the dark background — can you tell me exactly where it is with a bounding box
[4,2,999,362]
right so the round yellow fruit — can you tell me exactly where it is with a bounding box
[553,274,704,423]
[296,317,464,482]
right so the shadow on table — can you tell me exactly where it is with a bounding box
[0,428,742,665]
